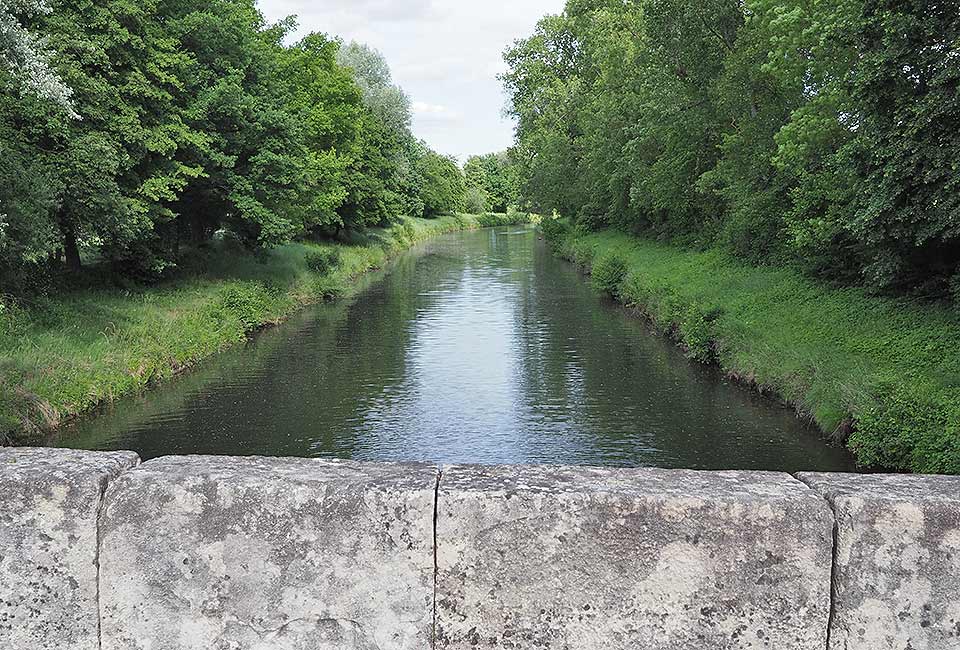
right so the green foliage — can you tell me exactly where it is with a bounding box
[464,186,488,214]
[0,294,25,342]
[310,276,345,302]
[557,227,960,473]
[304,249,341,275]
[417,151,466,217]
[464,151,519,213]
[216,283,273,332]
[505,0,960,297]
[0,214,533,443]
[538,214,571,250]
[566,237,596,268]
[851,383,960,475]
[676,305,721,364]
[0,1,460,292]
[590,251,628,297]
[474,212,532,228]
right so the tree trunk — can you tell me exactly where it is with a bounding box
[190,214,208,245]
[62,223,81,272]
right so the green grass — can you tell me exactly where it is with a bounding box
[544,221,960,474]
[0,213,532,444]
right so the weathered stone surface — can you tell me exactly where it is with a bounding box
[0,447,139,650]
[436,464,833,649]
[799,472,960,650]
[99,455,438,650]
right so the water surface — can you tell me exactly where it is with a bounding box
[59,226,855,472]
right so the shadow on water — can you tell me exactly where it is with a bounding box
[57,226,856,472]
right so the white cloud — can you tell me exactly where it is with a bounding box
[412,101,460,124]
[257,0,565,159]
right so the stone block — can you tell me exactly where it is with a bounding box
[436,464,833,649]
[0,447,139,650]
[98,455,438,650]
[799,472,960,650]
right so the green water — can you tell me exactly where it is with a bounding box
[57,226,855,471]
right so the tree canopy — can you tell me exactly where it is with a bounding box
[463,152,520,214]
[504,0,960,298]
[0,0,466,292]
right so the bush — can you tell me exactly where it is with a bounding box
[538,216,569,244]
[678,305,721,363]
[591,251,629,297]
[850,384,960,474]
[388,220,418,248]
[473,211,531,228]
[311,277,345,302]
[0,295,26,342]
[465,187,488,214]
[215,283,272,332]
[305,249,341,275]
[506,205,524,222]
[565,238,595,268]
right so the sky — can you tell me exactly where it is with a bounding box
[257,0,565,161]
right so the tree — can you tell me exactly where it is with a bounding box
[163,0,309,252]
[0,0,473,292]
[336,42,412,135]
[505,0,960,297]
[418,151,465,217]
[29,0,203,274]
[502,13,586,221]
[847,0,960,293]
[279,32,365,235]
[336,41,423,224]
[0,0,74,113]
[464,152,519,213]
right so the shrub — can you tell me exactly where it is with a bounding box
[538,216,567,238]
[0,295,26,342]
[305,249,341,276]
[850,384,960,474]
[566,238,595,268]
[591,251,629,297]
[678,305,721,363]
[215,283,272,332]
[389,220,418,248]
[473,211,527,227]
[465,187,488,214]
[311,277,345,302]
[450,213,470,229]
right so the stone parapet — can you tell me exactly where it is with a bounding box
[1,448,957,649]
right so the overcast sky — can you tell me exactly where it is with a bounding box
[257,1,564,161]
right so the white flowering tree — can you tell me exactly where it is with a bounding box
[0,0,75,115]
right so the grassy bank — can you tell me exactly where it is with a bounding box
[0,213,532,444]
[542,221,960,474]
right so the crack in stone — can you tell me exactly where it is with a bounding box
[94,473,109,650]
[432,468,442,650]
[795,474,840,650]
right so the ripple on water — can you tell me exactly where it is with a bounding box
[58,226,855,472]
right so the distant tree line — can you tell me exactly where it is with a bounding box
[504,0,960,298]
[463,151,521,215]
[0,0,466,291]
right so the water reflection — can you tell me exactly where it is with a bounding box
[58,226,855,472]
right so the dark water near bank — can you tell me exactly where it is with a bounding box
[58,226,854,471]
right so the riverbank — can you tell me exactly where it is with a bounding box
[542,221,960,474]
[0,213,532,444]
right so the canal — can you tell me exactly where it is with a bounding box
[57,225,855,472]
